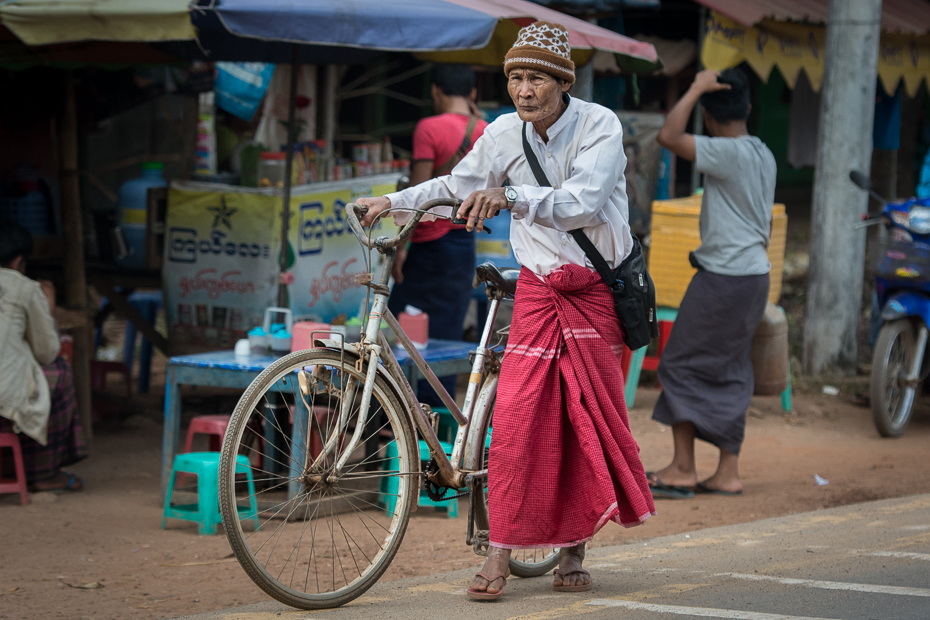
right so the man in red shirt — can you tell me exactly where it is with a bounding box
[388,64,488,406]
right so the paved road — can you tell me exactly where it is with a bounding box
[174,494,930,620]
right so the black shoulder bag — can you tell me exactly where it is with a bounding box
[521,123,658,350]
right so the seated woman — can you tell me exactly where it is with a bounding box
[0,222,87,492]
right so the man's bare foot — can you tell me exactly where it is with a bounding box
[553,543,591,590]
[468,546,510,595]
[648,465,697,489]
[697,474,742,494]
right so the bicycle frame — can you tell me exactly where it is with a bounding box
[320,200,505,491]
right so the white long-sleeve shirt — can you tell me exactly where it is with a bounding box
[384,95,634,276]
[0,268,60,445]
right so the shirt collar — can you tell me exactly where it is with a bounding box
[532,93,576,144]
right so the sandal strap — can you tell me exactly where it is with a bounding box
[475,571,507,584]
[554,568,590,579]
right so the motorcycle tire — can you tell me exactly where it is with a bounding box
[870,319,918,437]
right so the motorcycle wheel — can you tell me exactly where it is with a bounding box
[870,320,917,437]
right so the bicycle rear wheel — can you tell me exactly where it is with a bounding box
[471,382,560,577]
[219,349,418,609]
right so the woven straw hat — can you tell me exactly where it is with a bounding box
[503,21,575,84]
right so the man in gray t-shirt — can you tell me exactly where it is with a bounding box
[646,68,776,501]
[693,134,776,276]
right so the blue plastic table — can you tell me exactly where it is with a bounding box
[160,339,475,500]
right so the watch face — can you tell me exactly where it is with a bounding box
[506,187,517,201]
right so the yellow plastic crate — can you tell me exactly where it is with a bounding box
[648,196,787,308]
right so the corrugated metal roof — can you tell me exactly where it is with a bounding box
[694,0,930,35]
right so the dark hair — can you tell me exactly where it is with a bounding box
[431,64,476,98]
[0,221,33,267]
[700,68,751,122]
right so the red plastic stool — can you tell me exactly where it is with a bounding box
[0,432,29,505]
[184,415,231,453]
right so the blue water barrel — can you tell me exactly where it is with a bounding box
[115,162,166,269]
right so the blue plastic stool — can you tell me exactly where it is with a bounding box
[123,290,162,394]
[162,452,259,535]
[93,290,162,394]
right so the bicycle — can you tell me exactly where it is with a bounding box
[218,198,559,610]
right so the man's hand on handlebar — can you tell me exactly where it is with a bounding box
[356,196,391,227]
[456,188,508,233]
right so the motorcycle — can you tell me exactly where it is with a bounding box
[852,170,930,437]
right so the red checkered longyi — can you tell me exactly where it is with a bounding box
[488,265,656,549]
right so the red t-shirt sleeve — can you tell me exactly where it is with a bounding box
[412,118,437,162]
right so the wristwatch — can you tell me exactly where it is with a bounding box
[504,186,518,209]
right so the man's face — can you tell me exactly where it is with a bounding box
[507,69,569,124]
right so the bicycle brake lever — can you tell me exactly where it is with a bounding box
[451,217,492,234]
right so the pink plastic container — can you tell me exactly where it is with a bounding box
[290,321,332,352]
[398,310,429,349]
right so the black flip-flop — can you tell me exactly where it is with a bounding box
[646,472,695,499]
[695,482,743,496]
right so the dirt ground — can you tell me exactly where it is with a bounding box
[3,355,930,620]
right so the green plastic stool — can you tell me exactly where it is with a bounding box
[162,452,259,535]
[381,439,459,518]
[379,422,492,519]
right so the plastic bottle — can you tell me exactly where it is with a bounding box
[115,162,166,269]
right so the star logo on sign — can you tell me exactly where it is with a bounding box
[207,195,237,230]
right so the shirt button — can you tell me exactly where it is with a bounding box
[546,152,552,158]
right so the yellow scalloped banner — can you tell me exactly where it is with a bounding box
[702,10,930,97]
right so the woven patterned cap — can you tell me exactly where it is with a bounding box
[504,21,575,84]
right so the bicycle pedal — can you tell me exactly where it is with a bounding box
[473,529,490,557]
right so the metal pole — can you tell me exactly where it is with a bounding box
[278,45,300,307]
[803,0,883,375]
[690,6,707,194]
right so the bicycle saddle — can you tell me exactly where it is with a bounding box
[475,262,520,297]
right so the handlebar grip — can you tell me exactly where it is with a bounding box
[451,216,492,234]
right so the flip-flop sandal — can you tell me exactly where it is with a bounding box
[646,472,695,499]
[29,473,84,494]
[553,568,592,592]
[695,482,743,496]
[466,571,507,601]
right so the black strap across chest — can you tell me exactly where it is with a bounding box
[520,122,616,285]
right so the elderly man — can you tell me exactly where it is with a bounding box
[357,22,655,600]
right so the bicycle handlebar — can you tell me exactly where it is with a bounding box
[345,198,463,250]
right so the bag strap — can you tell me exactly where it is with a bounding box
[521,122,615,285]
[434,115,479,176]
[521,122,551,187]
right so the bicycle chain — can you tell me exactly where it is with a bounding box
[423,455,471,502]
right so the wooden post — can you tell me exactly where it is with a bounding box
[323,65,338,161]
[58,72,93,441]
[277,46,300,308]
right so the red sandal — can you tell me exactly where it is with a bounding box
[466,571,507,601]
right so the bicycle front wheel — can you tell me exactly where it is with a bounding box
[471,381,560,578]
[219,349,418,610]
